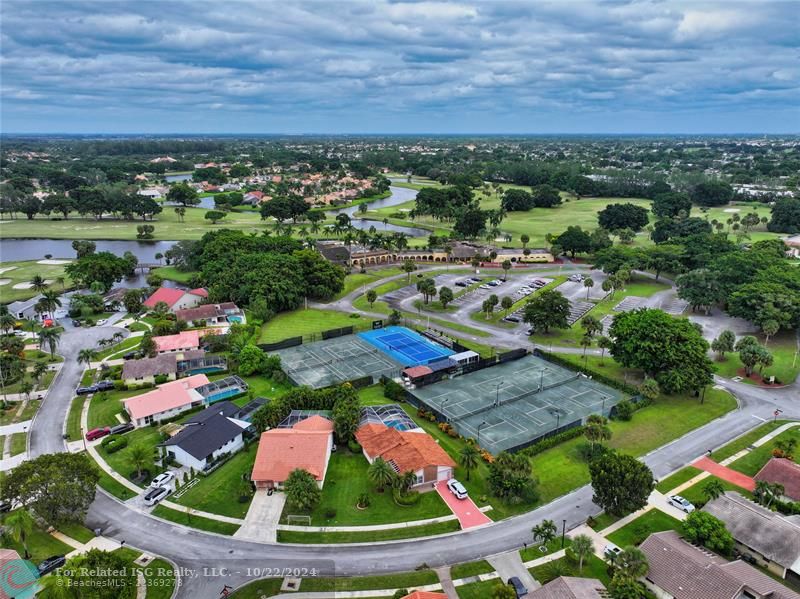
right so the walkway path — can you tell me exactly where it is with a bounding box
[0,419,31,436]
[487,551,539,592]
[692,456,756,491]
[433,566,457,599]
[435,481,492,529]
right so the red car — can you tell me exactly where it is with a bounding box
[85,427,111,441]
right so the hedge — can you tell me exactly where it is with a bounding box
[518,425,586,457]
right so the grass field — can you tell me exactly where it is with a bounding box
[655,466,703,493]
[151,504,240,535]
[151,265,197,283]
[712,330,799,384]
[277,519,460,543]
[114,547,177,599]
[9,432,26,456]
[0,509,75,564]
[258,308,366,343]
[87,387,141,430]
[450,559,495,579]
[727,427,800,476]
[98,426,164,484]
[96,467,137,500]
[606,508,683,547]
[333,267,405,300]
[96,335,143,360]
[529,553,611,586]
[171,444,258,518]
[711,420,789,462]
[279,448,450,526]
[0,259,74,303]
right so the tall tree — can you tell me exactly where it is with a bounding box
[523,290,570,334]
[589,450,654,516]
[459,444,480,481]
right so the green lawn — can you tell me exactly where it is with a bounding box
[259,309,366,343]
[727,427,800,476]
[66,396,86,441]
[606,509,683,547]
[655,466,703,493]
[171,444,258,518]
[0,509,74,564]
[712,330,799,384]
[277,519,460,543]
[87,388,141,430]
[96,467,137,500]
[332,267,405,300]
[280,448,450,526]
[358,384,391,406]
[9,432,26,456]
[519,537,572,562]
[151,265,197,284]
[96,335,143,360]
[56,521,96,544]
[589,512,621,531]
[450,560,495,579]
[23,349,63,364]
[711,420,790,462]
[98,426,165,484]
[0,260,75,303]
[151,505,240,535]
[678,474,753,508]
[114,547,177,599]
[529,553,612,586]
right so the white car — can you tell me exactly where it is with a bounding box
[95,319,108,326]
[447,478,468,500]
[143,486,171,507]
[603,543,622,559]
[668,495,695,513]
[149,471,176,489]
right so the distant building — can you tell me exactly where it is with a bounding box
[175,302,244,327]
[703,492,800,583]
[251,415,334,490]
[122,374,209,427]
[121,349,224,386]
[640,529,800,599]
[243,190,270,205]
[784,235,800,258]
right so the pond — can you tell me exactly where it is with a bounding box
[327,185,428,236]
[164,173,192,183]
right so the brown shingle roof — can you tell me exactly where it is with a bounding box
[355,424,455,474]
[755,457,800,501]
[175,302,240,323]
[527,577,606,599]
[640,530,800,599]
[122,353,178,379]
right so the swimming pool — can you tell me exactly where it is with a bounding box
[205,388,243,403]
[358,326,454,366]
[228,315,244,324]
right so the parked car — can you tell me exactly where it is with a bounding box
[85,427,111,441]
[479,284,491,290]
[0,499,12,513]
[668,495,695,513]
[470,277,482,282]
[150,471,176,489]
[604,543,622,559]
[38,555,66,576]
[71,320,82,327]
[568,274,584,282]
[95,319,108,326]
[455,281,469,287]
[508,577,527,598]
[526,328,535,336]
[503,316,521,323]
[446,478,468,500]
[76,385,98,395]
[109,422,134,435]
[95,380,115,391]
[143,486,171,507]
[123,351,139,360]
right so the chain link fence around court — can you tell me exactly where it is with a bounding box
[408,354,623,454]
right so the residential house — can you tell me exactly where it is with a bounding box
[243,190,269,205]
[7,296,42,320]
[355,423,456,489]
[0,548,39,599]
[640,530,800,599]
[175,302,244,327]
[527,577,607,599]
[703,492,800,583]
[784,235,800,259]
[251,415,334,490]
[122,374,209,427]
[755,458,800,502]
[160,401,251,471]
[137,187,167,199]
[121,349,211,386]
[154,330,202,354]
[143,287,208,313]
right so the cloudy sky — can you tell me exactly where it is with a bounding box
[1,1,798,133]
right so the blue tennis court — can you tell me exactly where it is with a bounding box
[358,326,454,366]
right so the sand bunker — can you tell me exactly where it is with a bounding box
[0,279,11,286]
[37,259,72,265]
[723,208,741,213]
[12,282,34,289]
[0,266,18,274]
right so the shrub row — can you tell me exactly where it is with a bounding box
[393,488,421,506]
[518,426,587,458]
[101,434,128,454]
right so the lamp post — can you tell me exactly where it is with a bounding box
[774,409,783,423]
[477,420,488,447]
[440,397,449,420]
[561,519,567,548]
[495,382,504,407]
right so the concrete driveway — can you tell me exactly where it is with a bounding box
[487,551,539,593]
[234,489,286,543]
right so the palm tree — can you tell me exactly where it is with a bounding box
[20,379,34,401]
[393,471,416,494]
[41,290,62,319]
[32,361,48,386]
[754,480,784,508]
[128,444,151,480]
[459,444,480,481]
[584,414,611,451]
[4,509,35,558]
[367,457,395,492]
[77,348,97,369]
[38,327,62,359]
[531,519,557,545]
[30,274,49,294]
[174,207,186,222]
[571,534,594,573]
[0,311,15,334]
[616,546,649,578]
[583,276,595,300]
[597,335,612,365]
[55,276,67,292]
[702,478,725,502]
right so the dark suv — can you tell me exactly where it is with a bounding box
[507,577,527,598]
[38,555,66,576]
[110,422,134,435]
[95,380,115,391]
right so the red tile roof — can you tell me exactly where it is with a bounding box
[189,288,208,298]
[402,593,446,599]
[123,374,209,421]
[154,330,202,353]
[356,424,455,474]
[292,414,334,432]
[144,287,186,308]
[755,457,800,501]
[403,366,432,378]
[251,420,332,484]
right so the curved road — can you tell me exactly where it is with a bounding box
[25,284,800,597]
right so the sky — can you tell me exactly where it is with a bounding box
[1,0,798,134]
